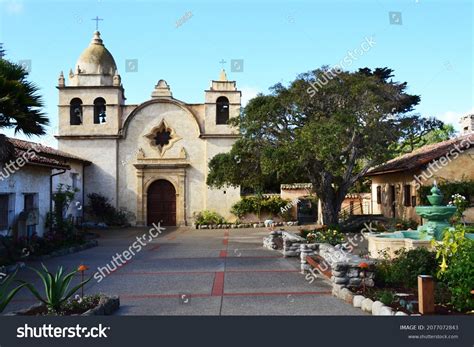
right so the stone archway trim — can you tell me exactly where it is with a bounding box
[135,163,188,226]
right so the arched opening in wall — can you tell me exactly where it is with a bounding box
[70,98,83,125]
[147,179,176,226]
[216,96,229,124]
[94,97,107,124]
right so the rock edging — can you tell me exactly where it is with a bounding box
[331,284,416,316]
[196,221,299,229]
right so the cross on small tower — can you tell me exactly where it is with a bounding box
[219,59,227,69]
[91,16,104,31]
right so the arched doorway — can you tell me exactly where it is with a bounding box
[147,180,176,226]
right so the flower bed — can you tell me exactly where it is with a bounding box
[335,226,474,315]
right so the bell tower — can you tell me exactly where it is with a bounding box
[57,31,125,138]
[204,69,241,135]
[56,31,124,207]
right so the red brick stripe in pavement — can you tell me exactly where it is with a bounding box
[211,272,225,296]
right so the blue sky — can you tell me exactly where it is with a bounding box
[0,0,472,147]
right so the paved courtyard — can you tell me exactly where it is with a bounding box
[8,227,364,315]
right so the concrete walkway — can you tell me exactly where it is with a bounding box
[8,227,364,315]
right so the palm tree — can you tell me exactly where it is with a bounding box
[0,57,49,161]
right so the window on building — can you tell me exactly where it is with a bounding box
[70,98,83,125]
[0,194,8,229]
[154,128,171,147]
[71,173,79,190]
[403,185,411,207]
[94,97,106,124]
[216,96,229,124]
[24,193,36,211]
[376,186,382,204]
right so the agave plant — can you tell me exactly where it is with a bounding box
[0,269,27,313]
[20,264,92,313]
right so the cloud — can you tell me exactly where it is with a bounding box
[437,107,474,130]
[240,86,261,106]
[4,0,24,15]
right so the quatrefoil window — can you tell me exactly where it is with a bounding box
[145,119,181,156]
[154,129,171,147]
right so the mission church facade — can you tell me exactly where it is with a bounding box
[56,31,241,226]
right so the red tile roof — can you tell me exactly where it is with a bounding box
[5,137,91,170]
[366,134,474,176]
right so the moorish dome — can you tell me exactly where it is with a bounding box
[75,31,117,76]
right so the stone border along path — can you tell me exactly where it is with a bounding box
[7,226,365,315]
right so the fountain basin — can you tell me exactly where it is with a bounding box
[367,232,433,259]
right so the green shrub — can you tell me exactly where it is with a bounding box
[87,193,129,226]
[49,184,78,235]
[375,248,438,289]
[377,290,395,306]
[418,179,474,206]
[231,196,290,218]
[433,225,474,312]
[193,210,226,226]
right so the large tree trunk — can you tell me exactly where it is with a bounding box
[321,200,340,226]
[316,177,349,226]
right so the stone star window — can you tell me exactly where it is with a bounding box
[154,129,171,147]
[145,119,181,156]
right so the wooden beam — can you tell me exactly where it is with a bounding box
[418,275,435,314]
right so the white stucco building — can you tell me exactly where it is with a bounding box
[56,31,241,226]
[0,137,89,237]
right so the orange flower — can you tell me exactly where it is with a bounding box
[77,264,89,272]
[358,262,369,269]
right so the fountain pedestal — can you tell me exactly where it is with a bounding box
[415,185,456,241]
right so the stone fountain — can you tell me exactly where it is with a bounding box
[367,184,457,258]
[415,184,457,240]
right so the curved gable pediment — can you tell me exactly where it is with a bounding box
[121,98,203,138]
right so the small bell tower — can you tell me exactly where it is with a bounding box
[204,69,241,134]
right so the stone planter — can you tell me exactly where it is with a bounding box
[7,295,120,316]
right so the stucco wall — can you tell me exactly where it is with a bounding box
[0,164,50,237]
[204,137,240,221]
[58,139,118,207]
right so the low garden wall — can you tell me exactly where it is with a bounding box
[263,230,308,257]
[197,221,299,229]
[263,230,375,289]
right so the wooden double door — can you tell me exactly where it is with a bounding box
[147,180,176,226]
